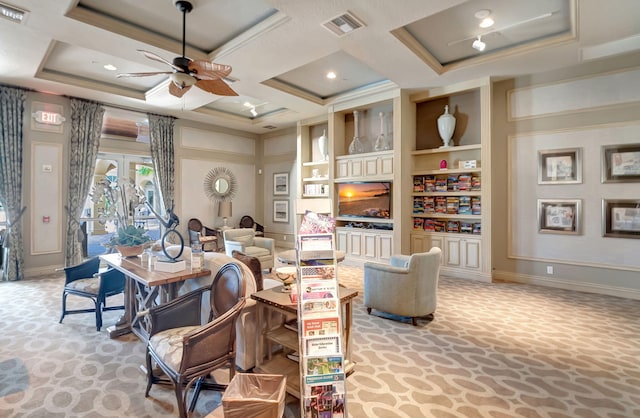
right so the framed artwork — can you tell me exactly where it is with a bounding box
[537,199,581,235]
[538,148,582,184]
[273,172,289,195]
[601,143,640,183]
[602,199,640,239]
[273,200,289,223]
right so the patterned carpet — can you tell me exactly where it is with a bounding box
[1,262,639,417]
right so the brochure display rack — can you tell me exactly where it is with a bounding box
[296,212,347,418]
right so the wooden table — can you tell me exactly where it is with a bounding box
[100,253,211,340]
[251,285,358,398]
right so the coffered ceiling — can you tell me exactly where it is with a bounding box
[0,0,639,134]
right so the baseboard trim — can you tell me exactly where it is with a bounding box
[24,264,64,278]
[492,269,640,300]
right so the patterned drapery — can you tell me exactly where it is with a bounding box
[0,85,27,281]
[148,114,176,211]
[65,99,104,266]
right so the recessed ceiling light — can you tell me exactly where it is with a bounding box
[326,71,336,79]
[103,64,117,71]
[479,17,494,28]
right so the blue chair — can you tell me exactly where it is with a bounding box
[59,257,126,331]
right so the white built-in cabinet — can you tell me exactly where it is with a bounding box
[409,78,492,281]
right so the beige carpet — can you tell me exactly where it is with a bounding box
[1,263,639,417]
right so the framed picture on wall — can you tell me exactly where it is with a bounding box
[273,173,289,195]
[602,199,640,239]
[273,200,289,223]
[537,199,581,235]
[537,148,582,184]
[601,144,640,183]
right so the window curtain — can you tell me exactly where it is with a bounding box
[65,98,104,266]
[148,114,176,211]
[0,85,27,281]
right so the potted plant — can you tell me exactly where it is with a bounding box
[91,178,152,257]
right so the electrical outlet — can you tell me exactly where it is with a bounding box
[546,265,554,275]
[283,235,287,241]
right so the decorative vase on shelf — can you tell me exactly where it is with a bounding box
[374,112,386,151]
[437,105,456,148]
[348,110,365,154]
[318,129,329,161]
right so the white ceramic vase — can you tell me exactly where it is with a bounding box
[318,129,328,161]
[374,112,386,151]
[437,105,456,148]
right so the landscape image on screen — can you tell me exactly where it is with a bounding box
[338,182,391,219]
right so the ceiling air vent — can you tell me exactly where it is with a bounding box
[322,11,365,37]
[262,125,277,130]
[0,1,28,23]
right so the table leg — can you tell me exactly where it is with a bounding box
[107,274,136,339]
[255,301,265,369]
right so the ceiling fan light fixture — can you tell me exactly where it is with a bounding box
[170,72,196,87]
[472,36,486,52]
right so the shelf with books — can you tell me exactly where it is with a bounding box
[409,78,491,281]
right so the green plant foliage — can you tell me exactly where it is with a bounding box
[108,224,152,247]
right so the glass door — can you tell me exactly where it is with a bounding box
[82,153,161,257]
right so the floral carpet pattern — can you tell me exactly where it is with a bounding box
[1,261,639,417]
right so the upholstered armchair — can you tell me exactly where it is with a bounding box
[172,247,281,372]
[187,218,218,252]
[238,215,264,237]
[59,257,126,331]
[144,262,246,418]
[363,247,442,326]
[223,228,274,272]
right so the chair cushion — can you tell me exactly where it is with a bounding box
[233,233,254,247]
[149,326,200,371]
[65,278,99,295]
[243,246,269,258]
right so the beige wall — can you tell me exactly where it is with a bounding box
[492,54,640,299]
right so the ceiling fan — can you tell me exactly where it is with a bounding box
[117,0,238,98]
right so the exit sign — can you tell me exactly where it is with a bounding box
[32,110,65,125]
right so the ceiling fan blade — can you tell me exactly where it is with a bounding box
[137,49,183,72]
[195,78,238,96]
[169,82,192,98]
[116,71,172,78]
[189,60,232,80]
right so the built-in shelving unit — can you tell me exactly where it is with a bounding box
[409,78,492,281]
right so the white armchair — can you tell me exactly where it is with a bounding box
[223,228,275,272]
[172,247,281,371]
[363,247,441,326]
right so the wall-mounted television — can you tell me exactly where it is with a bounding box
[337,182,391,219]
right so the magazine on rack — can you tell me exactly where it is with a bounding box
[302,316,339,337]
[304,355,344,376]
[305,335,341,356]
[299,265,336,280]
[303,379,346,418]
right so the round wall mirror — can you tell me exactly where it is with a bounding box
[215,178,229,194]
[204,167,237,201]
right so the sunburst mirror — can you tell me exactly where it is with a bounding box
[203,167,237,202]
